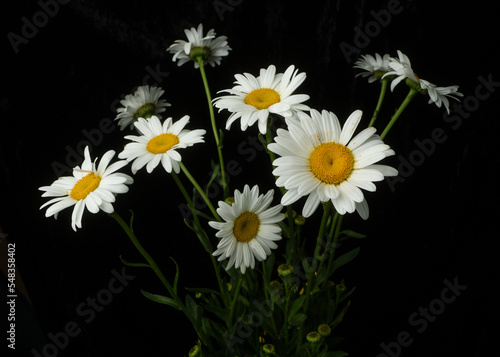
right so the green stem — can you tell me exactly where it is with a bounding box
[109,211,188,314]
[380,88,418,140]
[300,202,331,344]
[228,275,243,329]
[368,78,389,128]
[179,161,220,221]
[171,171,229,310]
[325,214,343,282]
[196,57,229,198]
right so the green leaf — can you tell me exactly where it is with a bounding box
[170,257,180,295]
[330,247,361,274]
[339,230,366,239]
[185,287,222,297]
[140,289,180,310]
[288,295,306,321]
[128,210,135,233]
[119,255,150,268]
[186,294,198,319]
[206,161,220,195]
[327,351,349,357]
[288,312,307,326]
[203,303,229,321]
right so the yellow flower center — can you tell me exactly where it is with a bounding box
[245,88,280,110]
[146,133,179,154]
[309,143,355,185]
[233,211,260,243]
[70,172,101,200]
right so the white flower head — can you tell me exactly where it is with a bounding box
[118,115,206,174]
[213,64,310,135]
[209,185,285,274]
[384,50,463,113]
[115,85,171,131]
[39,147,133,231]
[167,23,231,68]
[354,53,392,83]
[268,109,398,219]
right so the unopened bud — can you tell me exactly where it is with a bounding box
[277,264,294,277]
[262,343,276,355]
[188,344,201,357]
[306,331,321,343]
[294,215,306,226]
[317,323,331,337]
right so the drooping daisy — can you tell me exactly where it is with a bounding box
[213,64,310,134]
[167,23,231,68]
[353,53,392,83]
[118,115,206,174]
[383,50,462,113]
[268,109,398,219]
[115,85,171,131]
[209,185,285,274]
[39,147,133,231]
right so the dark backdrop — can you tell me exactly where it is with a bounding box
[2,0,499,356]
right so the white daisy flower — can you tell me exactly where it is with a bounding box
[268,109,398,219]
[115,85,171,131]
[384,50,462,113]
[39,147,133,231]
[353,53,392,83]
[118,115,206,174]
[213,64,310,134]
[209,185,285,274]
[167,23,231,68]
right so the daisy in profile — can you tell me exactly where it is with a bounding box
[115,85,171,131]
[209,185,285,274]
[268,109,398,219]
[118,115,206,174]
[384,50,462,113]
[353,53,392,83]
[167,23,231,68]
[39,147,133,231]
[213,64,310,134]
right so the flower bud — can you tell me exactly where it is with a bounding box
[277,264,294,277]
[306,331,321,343]
[317,323,331,337]
[224,196,235,205]
[293,215,306,226]
[262,343,275,355]
[188,344,201,357]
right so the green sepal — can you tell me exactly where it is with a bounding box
[119,255,150,268]
[140,289,180,310]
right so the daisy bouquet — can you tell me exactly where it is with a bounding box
[39,24,461,356]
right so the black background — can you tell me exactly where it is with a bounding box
[2,0,500,356]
